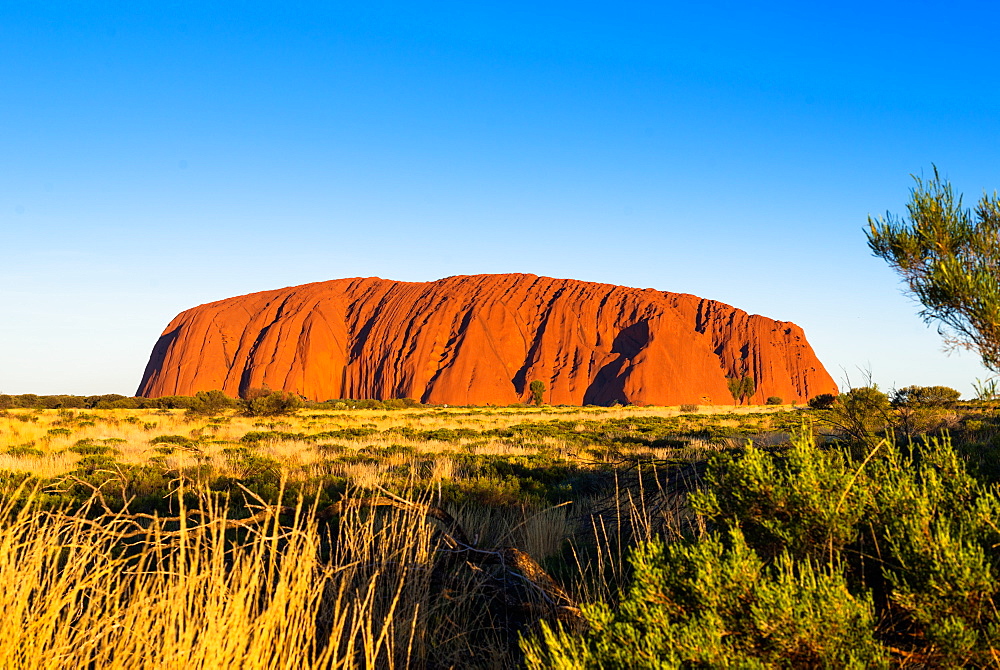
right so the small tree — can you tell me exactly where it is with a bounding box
[727,377,741,406]
[809,393,837,410]
[185,389,236,416]
[239,388,302,417]
[726,375,756,406]
[529,380,545,406]
[891,385,961,408]
[867,167,1000,371]
[826,386,893,454]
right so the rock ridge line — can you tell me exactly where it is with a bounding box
[137,273,838,405]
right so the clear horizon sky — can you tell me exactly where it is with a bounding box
[2,2,998,398]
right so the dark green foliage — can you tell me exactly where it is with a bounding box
[69,441,122,457]
[687,435,1000,664]
[149,434,196,446]
[414,427,481,442]
[6,444,43,457]
[726,375,756,405]
[530,380,546,406]
[150,395,201,410]
[359,444,417,458]
[765,396,783,405]
[524,529,887,669]
[526,428,1000,667]
[186,389,237,415]
[444,453,590,505]
[314,427,381,440]
[382,397,421,409]
[889,385,961,438]
[689,438,867,561]
[441,475,543,507]
[868,167,1000,371]
[825,386,892,452]
[220,446,282,484]
[0,393,215,410]
[808,393,837,409]
[238,388,303,417]
[240,430,308,443]
[891,384,961,407]
[726,376,742,405]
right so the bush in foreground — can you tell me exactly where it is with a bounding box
[238,388,302,416]
[523,528,887,669]
[525,430,1000,667]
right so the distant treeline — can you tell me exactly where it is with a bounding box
[0,393,423,411]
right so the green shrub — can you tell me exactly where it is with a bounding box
[765,396,783,405]
[186,389,237,416]
[727,375,756,405]
[239,430,307,443]
[825,386,893,452]
[69,441,122,457]
[238,388,302,416]
[530,380,546,406]
[220,446,281,484]
[523,529,888,669]
[678,403,699,413]
[70,444,119,456]
[381,397,420,409]
[689,436,868,561]
[892,385,961,408]
[687,431,1000,665]
[808,393,837,409]
[152,395,200,410]
[149,434,195,446]
[520,423,1000,666]
[5,444,43,458]
[107,398,142,409]
[865,437,1000,666]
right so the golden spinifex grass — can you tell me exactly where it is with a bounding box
[0,404,789,480]
[0,483,517,669]
[0,404,800,667]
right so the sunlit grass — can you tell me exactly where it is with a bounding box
[0,483,515,668]
[0,403,801,667]
[0,404,792,481]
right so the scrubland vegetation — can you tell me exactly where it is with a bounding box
[2,389,1000,668]
[5,166,998,668]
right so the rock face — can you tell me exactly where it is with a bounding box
[137,274,837,405]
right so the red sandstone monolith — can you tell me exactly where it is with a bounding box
[137,274,837,405]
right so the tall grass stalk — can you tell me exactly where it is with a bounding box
[0,483,511,668]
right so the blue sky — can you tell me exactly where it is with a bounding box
[2,1,998,397]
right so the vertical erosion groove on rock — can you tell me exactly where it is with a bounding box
[137,274,837,405]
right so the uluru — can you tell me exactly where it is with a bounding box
[137,274,837,406]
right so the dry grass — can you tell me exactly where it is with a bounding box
[0,405,790,480]
[0,482,522,669]
[0,404,794,667]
